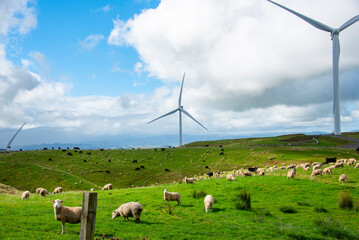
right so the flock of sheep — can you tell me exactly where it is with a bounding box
[18,155,357,234]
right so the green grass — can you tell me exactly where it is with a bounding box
[0,133,359,239]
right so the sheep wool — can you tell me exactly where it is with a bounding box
[287,169,295,180]
[40,189,50,197]
[204,195,214,212]
[21,191,30,200]
[102,183,113,190]
[311,169,323,177]
[184,177,196,184]
[112,202,143,222]
[347,158,356,166]
[355,163,359,169]
[53,187,63,194]
[226,174,235,181]
[36,188,45,195]
[323,167,332,175]
[53,199,82,234]
[339,174,348,182]
[164,189,181,205]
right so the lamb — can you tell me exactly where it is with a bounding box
[355,163,359,169]
[287,169,295,180]
[21,191,30,200]
[311,169,323,177]
[335,162,344,168]
[112,202,143,222]
[52,199,82,234]
[339,174,348,182]
[226,174,235,181]
[323,167,332,175]
[204,195,214,212]
[163,189,181,205]
[40,189,50,197]
[53,187,63,194]
[184,177,196,184]
[102,183,113,190]
[347,158,356,166]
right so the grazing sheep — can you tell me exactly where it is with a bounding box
[21,191,30,200]
[311,169,323,177]
[36,188,45,195]
[323,167,332,175]
[163,189,181,205]
[303,167,310,171]
[286,164,296,169]
[204,195,214,212]
[258,170,265,176]
[53,187,63,194]
[226,174,235,181]
[40,189,50,197]
[335,162,344,168]
[339,174,348,182]
[347,158,356,166]
[52,199,82,234]
[90,188,94,191]
[102,183,113,190]
[355,163,359,169]
[184,177,196,184]
[313,165,322,171]
[112,202,143,222]
[287,169,295,180]
[243,171,252,177]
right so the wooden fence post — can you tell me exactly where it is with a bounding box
[80,192,97,240]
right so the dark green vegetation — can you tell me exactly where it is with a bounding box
[0,133,359,239]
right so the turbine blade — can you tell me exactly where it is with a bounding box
[7,122,27,148]
[178,73,185,107]
[339,15,359,32]
[181,108,208,131]
[147,109,179,124]
[267,0,333,32]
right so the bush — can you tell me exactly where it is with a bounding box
[192,190,207,199]
[314,218,354,239]
[280,206,297,214]
[235,190,251,210]
[338,192,353,210]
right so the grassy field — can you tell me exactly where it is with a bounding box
[0,134,359,239]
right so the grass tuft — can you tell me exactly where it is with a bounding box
[234,190,251,210]
[191,190,207,199]
[338,192,353,210]
[314,206,328,213]
[280,206,297,214]
[314,218,355,239]
[297,201,311,207]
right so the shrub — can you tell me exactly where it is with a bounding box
[192,190,207,199]
[235,190,251,210]
[314,218,354,239]
[314,206,328,213]
[338,192,353,210]
[280,206,297,214]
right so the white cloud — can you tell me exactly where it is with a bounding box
[80,34,104,50]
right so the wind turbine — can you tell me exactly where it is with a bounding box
[267,0,359,135]
[0,122,27,151]
[148,73,208,146]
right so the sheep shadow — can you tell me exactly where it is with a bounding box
[179,204,194,208]
[211,207,225,213]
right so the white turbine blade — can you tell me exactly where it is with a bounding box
[339,15,359,32]
[7,122,26,148]
[147,109,179,124]
[181,108,208,131]
[267,0,333,32]
[178,72,185,107]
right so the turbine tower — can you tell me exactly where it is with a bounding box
[6,122,27,151]
[148,73,208,146]
[267,0,359,135]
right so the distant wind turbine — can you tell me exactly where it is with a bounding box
[267,0,359,135]
[0,122,27,152]
[148,73,208,146]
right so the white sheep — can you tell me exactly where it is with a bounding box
[52,199,82,234]
[323,167,332,175]
[335,162,344,168]
[286,164,296,169]
[102,183,113,190]
[311,169,323,177]
[112,202,143,222]
[347,158,356,166]
[53,187,63,194]
[258,170,265,176]
[243,171,252,177]
[226,174,235,181]
[21,191,30,200]
[90,188,94,191]
[163,189,181,205]
[184,177,196,184]
[355,163,359,169]
[313,165,321,171]
[287,169,295,180]
[339,174,348,182]
[303,167,310,171]
[204,195,214,212]
[36,188,45,195]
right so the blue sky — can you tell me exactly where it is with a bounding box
[0,0,358,148]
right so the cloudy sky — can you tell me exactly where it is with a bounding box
[0,0,359,148]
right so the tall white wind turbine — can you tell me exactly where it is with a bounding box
[147,73,208,146]
[267,0,359,135]
[1,122,27,151]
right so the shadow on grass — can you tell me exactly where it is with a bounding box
[179,204,194,207]
[211,207,225,213]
